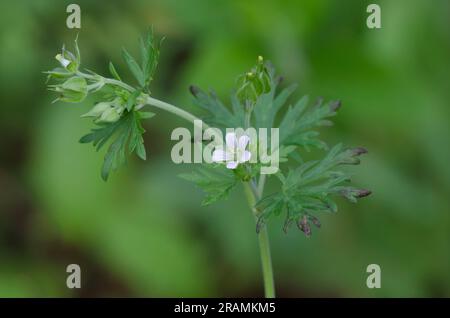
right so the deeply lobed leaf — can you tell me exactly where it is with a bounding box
[256,144,370,235]
[80,111,151,181]
[179,165,238,206]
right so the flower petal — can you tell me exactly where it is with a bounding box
[212,149,226,162]
[226,161,238,169]
[56,54,70,68]
[238,135,250,150]
[225,132,237,150]
[240,150,251,163]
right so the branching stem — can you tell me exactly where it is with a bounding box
[144,96,208,130]
[78,70,274,297]
[77,71,208,130]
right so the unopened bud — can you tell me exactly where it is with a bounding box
[236,57,272,104]
[81,102,110,118]
[50,76,87,103]
[97,107,121,123]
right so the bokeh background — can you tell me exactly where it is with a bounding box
[0,0,449,297]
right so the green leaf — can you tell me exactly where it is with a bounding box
[122,48,145,87]
[140,29,162,88]
[189,85,243,129]
[254,80,297,129]
[256,144,370,234]
[279,96,339,152]
[128,111,147,160]
[179,165,238,206]
[126,89,141,112]
[80,111,151,181]
[109,61,122,81]
[119,30,162,91]
[135,141,146,161]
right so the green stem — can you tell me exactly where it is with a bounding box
[77,72,208,130]
[77,71,135,92]
[78,69,275,297]
[243,182,275,298]
[145,96,209,130]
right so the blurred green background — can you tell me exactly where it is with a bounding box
[0,0,449,297]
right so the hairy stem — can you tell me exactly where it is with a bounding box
[243,181,275,298]
[78,69,275,296]
[77,71,208,129]
[78,71,274,295]
[144,96,209,130]
[257,174,266,197]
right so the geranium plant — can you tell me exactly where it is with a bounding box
[45,30,371,298]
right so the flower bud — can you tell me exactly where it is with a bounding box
[81,102,111,118]
[81,97,125,123]
[97,107,121,123]
[55,54,71,68]
[62,76,85,91]
[50,76,87,103]
[55,47,79,73]
[136,92,149,105]
[236,56,272,104]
